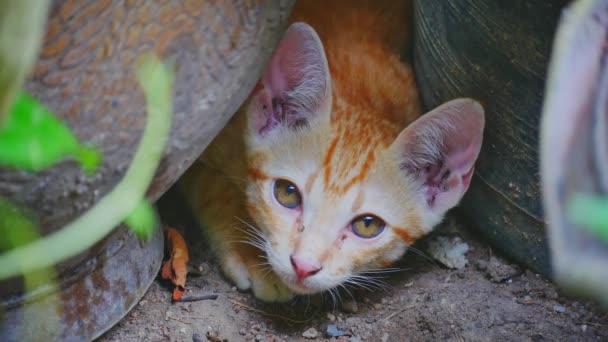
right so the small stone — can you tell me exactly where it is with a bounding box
[349,337,363,342]
[302,327,319,339]
[327,313,336,322]
[582,324,587,333]
[553,305,566,313]
[345,317,362,326]
[255,334,264,342]
[544,288,559,299]
[475,260,488,271]
[192,332,203,342]
[381,333,389,342]
[139,300,148,306]
[179,326,187,334]
[530,334,544,341]
[363,297,371,303]
[342,300,359,313]
[231,286,237,292]
[251,324,262,332]
[427,236,470,269]
[373,303,383,310]
[365,317,375,324]
[239,329,247,336]
[325,324,346,337]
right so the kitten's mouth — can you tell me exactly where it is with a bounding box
[275,273,327,295]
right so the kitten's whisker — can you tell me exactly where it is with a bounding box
[407,246,438,266]
[362,267,410,274]
[347,274,391,292]
[227,239,266,250]
[326,288,338,310]
[353,275,391,289]
[338,284,355,302]
[344,279,375,292]
[260,267,274,278]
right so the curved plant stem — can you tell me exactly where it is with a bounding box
[0,55,174,279]
[0,0,50,125]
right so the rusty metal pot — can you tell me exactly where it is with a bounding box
[0,0,294,340]
[413,0,570,275]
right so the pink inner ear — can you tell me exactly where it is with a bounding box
[250,23,330,135]
[396,98,485,211]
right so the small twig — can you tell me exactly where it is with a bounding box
[227,299,314,324]
[168,316,191,324]
[383,304,417,321]
[178,294,219,302]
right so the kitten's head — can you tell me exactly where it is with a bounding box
[244,23,484,294]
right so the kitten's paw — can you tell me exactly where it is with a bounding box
[219,249,293,302]
[220,252,252,291]
[250,271,294,303]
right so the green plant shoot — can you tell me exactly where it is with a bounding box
[0,92,101,174]
[0,54,173,279]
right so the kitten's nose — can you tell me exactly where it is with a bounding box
[290,255,322,280]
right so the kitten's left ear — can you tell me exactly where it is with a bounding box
[248,22,332,136]
[391,98,485,214]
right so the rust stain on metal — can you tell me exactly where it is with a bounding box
[2,0,295,338]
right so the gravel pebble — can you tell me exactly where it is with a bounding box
[553,305,567,313]
[342,300,359,313]
[302,327,319,339]
[327,313,336,322]
[326,324,346,337]
[544,288,559,299]
[192,332,203,342]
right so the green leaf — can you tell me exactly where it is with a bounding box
[567,193,608,242]
[0,92,101,173]
[123,200,156,240]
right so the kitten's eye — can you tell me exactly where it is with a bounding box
[351,215,385,239]
[273,179,302,209]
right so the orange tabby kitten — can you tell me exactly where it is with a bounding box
[180,0,484,302]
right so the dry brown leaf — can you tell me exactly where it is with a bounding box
[161,227,189,301]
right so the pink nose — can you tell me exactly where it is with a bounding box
[290,255,322,280]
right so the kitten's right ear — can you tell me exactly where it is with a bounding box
[248,22,332,136]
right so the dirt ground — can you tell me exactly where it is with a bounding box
[98,189,608,342]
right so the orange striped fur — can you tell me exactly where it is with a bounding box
[180,0,484,302]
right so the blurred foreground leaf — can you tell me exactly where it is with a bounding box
[0,92,101,173]
[567,193,608,242]
[124,200,156,240]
